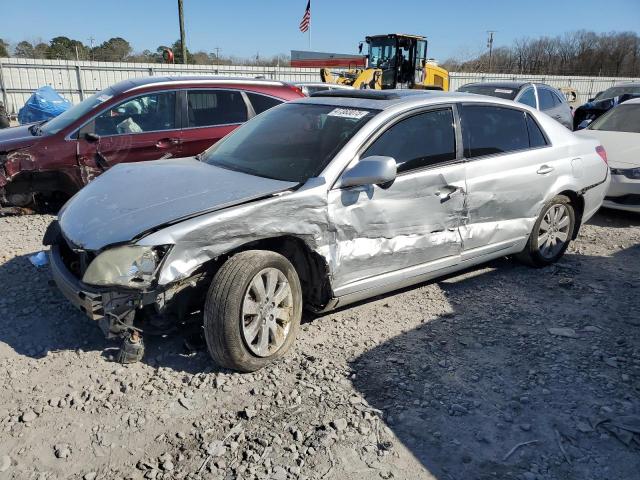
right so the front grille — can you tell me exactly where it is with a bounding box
[605,194,640,206]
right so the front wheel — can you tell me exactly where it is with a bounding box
[203,250,302,372]
[517,195,575,267]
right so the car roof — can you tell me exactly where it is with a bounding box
[293,89,499,110]
[107,76,290,94]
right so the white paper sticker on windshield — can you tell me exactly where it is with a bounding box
[494,88,513,94]
[97,94,113,102]
[328,108,369,119]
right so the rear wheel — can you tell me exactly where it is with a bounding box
[517,195,575,267]
[203,250,302,372]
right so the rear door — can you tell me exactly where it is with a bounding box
[537,86,571,127]
[459,103,558,258]
[180,89,250,157]
[77,90,181,173]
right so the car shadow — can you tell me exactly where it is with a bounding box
[0,253,219,374]
[349,244,640,480]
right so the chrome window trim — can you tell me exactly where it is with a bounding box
[125,79,285,93]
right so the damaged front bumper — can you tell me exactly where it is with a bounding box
[49,244,143,337]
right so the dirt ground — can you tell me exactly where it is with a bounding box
[0,209,639,480]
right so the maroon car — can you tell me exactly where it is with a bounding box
[0,76,304,208]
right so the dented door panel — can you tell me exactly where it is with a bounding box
[327,164,466,289]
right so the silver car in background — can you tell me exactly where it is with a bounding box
[46,90,610,372]
[458,81,574,129]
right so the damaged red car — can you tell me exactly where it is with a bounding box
[0,76,304,208]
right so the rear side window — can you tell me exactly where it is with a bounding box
[364,108,456,173]
[551,90,565,105]
[526,114,548,148]
[537,89,556,110]
[246,92,283,115]
[187,90,248,128]
[517,88,537,108]
[460,105,529,157]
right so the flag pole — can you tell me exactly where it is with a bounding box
[308,2,311,49]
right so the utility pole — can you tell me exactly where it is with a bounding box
[88,36,95,61]
[487,31,496,72]
[214,47,221,65]
[178,0,187,64]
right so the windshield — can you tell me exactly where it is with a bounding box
[589,104,640,133]
[202,103,378,182]
[594,85,640,101]
[41,87,116,135]
[457,84,519,100]
[368,37,397,69]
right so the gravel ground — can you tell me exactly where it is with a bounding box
[0,209,639,480]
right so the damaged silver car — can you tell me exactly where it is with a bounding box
[45,90,610,372]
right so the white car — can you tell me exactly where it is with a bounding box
[576,98,640,213]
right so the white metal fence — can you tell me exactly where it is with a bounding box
[1,57,639,114]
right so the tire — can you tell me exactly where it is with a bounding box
[517,195,575,267]
[203,250,302,372]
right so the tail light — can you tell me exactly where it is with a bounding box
[287,84,305,97]
[595,145,608,165]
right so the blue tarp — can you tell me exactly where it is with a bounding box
[18,86,72,125]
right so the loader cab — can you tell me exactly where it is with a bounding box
[366,34,428,89]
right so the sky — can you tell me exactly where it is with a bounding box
[1,0,640,61]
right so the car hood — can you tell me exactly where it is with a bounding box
[0,124,40,151]
[58,157,298,251]
[574,130,640,168]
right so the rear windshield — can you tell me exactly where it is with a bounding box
[457,84,519,100]
[41,87,116,135]
[594,85,640,101]
[202,103,378,182]
[589,104,640,133]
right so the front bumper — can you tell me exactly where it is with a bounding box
[49,245,141,336]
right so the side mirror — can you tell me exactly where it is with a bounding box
[84,132,100,142]
[339,156,397,189]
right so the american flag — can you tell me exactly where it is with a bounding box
[299,0,311,33]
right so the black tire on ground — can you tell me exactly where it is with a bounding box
[203,250,302,372]
[516,194,576,267]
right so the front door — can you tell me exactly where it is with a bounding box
[76,90,182,181]
[327,107,465,291]
[459,103,558,257]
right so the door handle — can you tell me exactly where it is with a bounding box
[537,165,555,175]
[156,138,182,148]
[436,185,464,202]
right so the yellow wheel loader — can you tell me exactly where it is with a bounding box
[320,34,449,91]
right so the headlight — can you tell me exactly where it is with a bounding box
[610,167,640,180]
[82,245,164,288]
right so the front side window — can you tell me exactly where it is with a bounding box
[461,105,530,158]
[202,103,378,182]
[517,88,537,108]
[246,92,282,115]
[589,104,640,133]
[90,91,176,136]
[537,89,556,110]
[364,109,456,173]
[187,90,248,128]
